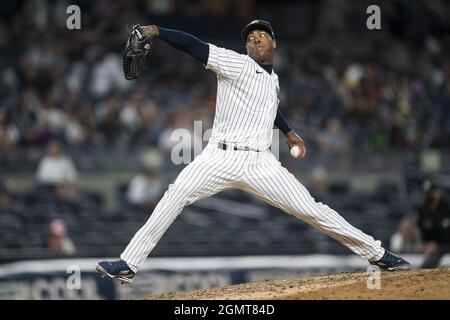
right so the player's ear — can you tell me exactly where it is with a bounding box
[272,39,277,49]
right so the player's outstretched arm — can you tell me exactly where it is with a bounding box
[143,25,246,81]
[142,25,209,65]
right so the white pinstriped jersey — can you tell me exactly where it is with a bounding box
[205,43,280,151]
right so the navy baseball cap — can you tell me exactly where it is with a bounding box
[241,19,275,41]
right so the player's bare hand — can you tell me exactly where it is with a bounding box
[141,25,159,38]
[286,131,307,159]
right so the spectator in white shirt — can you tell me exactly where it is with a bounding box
[36,140,78,187]
[126,168,162,209]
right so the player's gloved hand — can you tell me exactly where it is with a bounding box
[123,24,153,80]
[286,131,307,159]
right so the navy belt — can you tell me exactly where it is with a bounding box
[218,142,265,152]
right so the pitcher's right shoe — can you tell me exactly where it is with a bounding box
[370,250,411,271]
[96,259,136,284]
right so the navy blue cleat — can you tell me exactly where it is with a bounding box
[96,259,136,284]
[370,250,411,271]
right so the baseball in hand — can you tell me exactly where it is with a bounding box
[290,146,301,158]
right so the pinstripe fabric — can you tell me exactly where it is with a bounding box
[120,44,385,272]
[121,144,250,270]
[206,44,279,151]
[121,147,384,271]
[238,151,385,261]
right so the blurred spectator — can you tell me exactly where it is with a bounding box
[52,183,80,213]
[318,118,351,155]
[0,187,14,210]
[126,168,162,209]
[417,181,450,268]
[389,216,422,253]
[35,140,78,189]
[310,166,330,194]
[42,218,77,255]
[90,53,132,98]
[0,109,19,153]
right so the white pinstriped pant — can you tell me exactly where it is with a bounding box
[121,142,385,272]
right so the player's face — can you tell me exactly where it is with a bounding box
[245,30,276,64]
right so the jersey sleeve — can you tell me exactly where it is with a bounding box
[205,43,246,80]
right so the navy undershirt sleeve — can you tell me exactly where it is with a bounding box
[275,109,292,135]
[158,27,209,65]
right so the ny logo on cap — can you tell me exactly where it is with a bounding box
[251,20,259,24]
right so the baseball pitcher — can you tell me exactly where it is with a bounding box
[97,20,410,284]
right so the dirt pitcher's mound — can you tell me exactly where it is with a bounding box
[143,268,450,300]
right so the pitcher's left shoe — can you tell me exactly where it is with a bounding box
[370,250,411,271]
[96,259,136,284]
